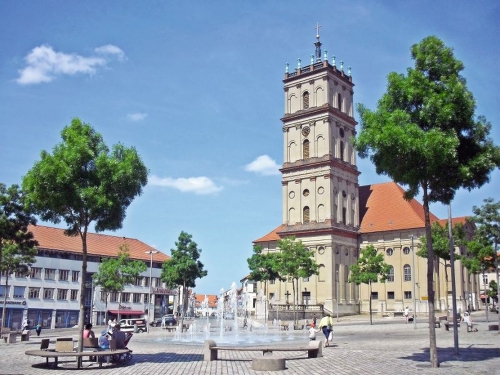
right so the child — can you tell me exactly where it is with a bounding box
[308,323,317,341]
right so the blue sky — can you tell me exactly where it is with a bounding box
[1,1,499,295]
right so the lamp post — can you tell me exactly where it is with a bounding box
[336,270,339,322]
[145,250,158,333]
[411,235,416,329]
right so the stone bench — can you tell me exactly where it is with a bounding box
[252,356,286,371]
[444,322,460,331]
[1,328,16,344]
[203,339,322,362]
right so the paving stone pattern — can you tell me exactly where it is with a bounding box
[1,313,499,375]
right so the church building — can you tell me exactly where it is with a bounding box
[253,31,480,317]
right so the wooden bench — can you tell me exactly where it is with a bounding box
[203,339,322,361]
[25,348,131,368]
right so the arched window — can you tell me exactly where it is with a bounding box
[303,206,310,223]
[403,247,411,255]
[318,265,325,282]
[387,266,394,282]
[337,93,342,111]
[303,91,309,109]
[340,141,344,161]
[403,264,411,281]
[303,139,310,159]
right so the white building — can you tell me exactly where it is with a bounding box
[0,225,175,330]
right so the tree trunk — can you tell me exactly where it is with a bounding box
[118,291,122,322]
[496,241,500,333]
[77,231,88,353]
[422,184,439,367]
[369,281,373,325]
[292,278,297,324]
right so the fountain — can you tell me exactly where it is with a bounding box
[160,282,308,346]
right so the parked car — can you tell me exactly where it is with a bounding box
[161,314,177,326]
[149,318,162,327]
[118,318,147,333]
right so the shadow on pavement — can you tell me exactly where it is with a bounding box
[401,346,500,365]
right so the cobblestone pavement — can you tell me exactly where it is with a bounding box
[1,313,499,375]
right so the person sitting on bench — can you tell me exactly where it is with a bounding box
[112,324,126,349]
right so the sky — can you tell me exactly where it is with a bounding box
[1,1,499,295]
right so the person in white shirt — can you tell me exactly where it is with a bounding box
[308,323,318,340]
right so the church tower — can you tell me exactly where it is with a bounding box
[277,27,360,313]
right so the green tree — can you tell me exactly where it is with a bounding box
[487,280,498,307]
[469,197,500,329]
[354,36,500,366]
[161,231,207,331]
[417,221,466,316]
[276,236,319,324]
[93,244,147,323]
[349,245,391,325]
[247,244,282,320]
[0,183,37,280]
[1,241,37,328]
[22,118,148,351]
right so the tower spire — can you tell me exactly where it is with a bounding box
[314,22,322,63]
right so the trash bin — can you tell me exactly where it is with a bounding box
[133,324,138,333]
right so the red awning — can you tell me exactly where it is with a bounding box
[108,310,144,315]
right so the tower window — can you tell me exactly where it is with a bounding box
[303,139,310,159]
[303,91,309,109]
[342,207,347,224]
[303,206,310,223]
[337,93,342,111]
[340,141,344,161]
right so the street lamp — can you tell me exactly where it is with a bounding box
[145,250,158,333]
[336,270,339,322]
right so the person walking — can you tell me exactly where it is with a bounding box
[318,314,333,347]
[35,323,42,336]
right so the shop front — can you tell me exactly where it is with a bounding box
[0,301,25,330]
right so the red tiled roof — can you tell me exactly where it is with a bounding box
[194,294,218,308]
[437,216,469,227]
[253,225,284,243]
[29,225,169,262]
[359,182,440,233]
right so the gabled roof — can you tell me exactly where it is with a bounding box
[29,225,169,262]
[253,225,284,243]
[359,182,440,233]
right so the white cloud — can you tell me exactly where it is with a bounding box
[16,44,125,85]
[149,175,223,195]
[127,112,148,122]
[244,155,280,176]
[95,44,126,61]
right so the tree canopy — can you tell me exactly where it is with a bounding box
[93,244,147,321]
[0,183,37,275]
[349,245,391,325]
[354,35,500,366]
[161,231,207,330]
[275,236,319,323]
[22,118,148,351]
[469,197,500,328]
[1,241,37,328]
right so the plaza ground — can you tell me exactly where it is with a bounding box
[1,311,499,375]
